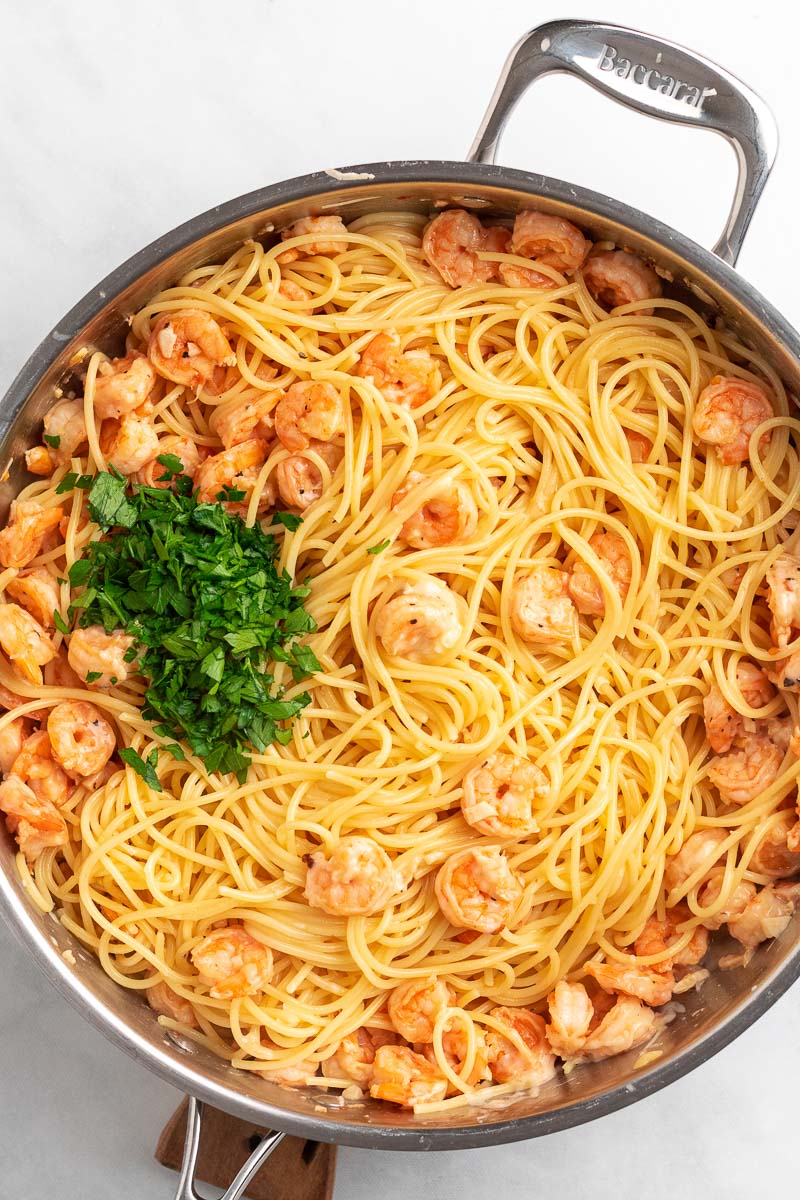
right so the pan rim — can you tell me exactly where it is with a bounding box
[1,158,798,1149]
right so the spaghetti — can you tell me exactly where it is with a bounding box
[1,206,800,1111]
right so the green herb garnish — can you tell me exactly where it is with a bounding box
[87,471,138,528]
[52,610,70,635]
[43,433,61,448]
[56,472,94,495]
[119,746,163,792]
[67,472,318,781]
[272,512,303,532]
[367,539,390,555]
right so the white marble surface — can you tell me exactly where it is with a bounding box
[0,0,798,1195]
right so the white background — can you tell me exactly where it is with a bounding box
[0,1,798,1196]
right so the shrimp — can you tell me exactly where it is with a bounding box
[275,441,343,511]
[508,566,577,645]
[423,1016,491,1092]
[355,330,438,408]
[0,683,46,722]
[47,700,116,778]
[434,846,523,934]
[692,375,774,466]
[625,429,653,463]
[304,835,399,916]
[391,472,478,549]
[5,567,60,631]
[702,662,774,754]
[374,576,465,663]
[505,210,590,278]
[485,1007,556,1086]
[93,353,157,419]
[42,399,88,462]
[726,882,800,951]
[461,752,548,838]
[387,977,455,1042]
[422,209,498,288]
[0,775,68,862]
[707,731,784,805]
[635,905,709,968]
[546,980,658,1062]
[146,979,199,1028]
[148,309,236,389]
[766,553,800,647]
[277,215,348,264]
[25,445,54,476]
[0,603,56,685]
[134,436,202,488]
[100,412,159,477]
[0,716,30,775]
[746,811,800,878]
[767,645,800,691]
[664,828,728,894]
[204,352,277,398]
[195,438,271,515]
[583,249,662,313]
[277,278,313,310]
[0,501,63,570]
[369,1044,447,1107]
[212,391,280,449]
[190,926,273,998]
[274,381,344,453]
[44,650,82,691]
[321,1027,398,1088]
[467,223,547,291]
[585,906,709,1006]
[67,626,136,689]
[567,533,632,617]
[259,1045,320,1088]
[10,729,71,810]
[696,874,756,930]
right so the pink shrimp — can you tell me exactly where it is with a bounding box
[692,375,775,466]
[583,250,662,313]
[422,209,497,288]
[0,775,68,862]
[190,926,274,999]
[355,330,439,408]
[274,381,344,453]
[567,533,632,617]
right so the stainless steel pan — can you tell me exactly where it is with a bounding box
[1,19,797,1198]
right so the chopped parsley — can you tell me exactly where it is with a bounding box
[119,747,163,792]
[55,472,94,495]
[43,433,61,448]
[367,539,390,555]
[272,511,303,532]
[52,610,70,635]
[66,471,320,781]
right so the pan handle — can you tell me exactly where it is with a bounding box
[173,1096,285,1200]
[468,19,778,266]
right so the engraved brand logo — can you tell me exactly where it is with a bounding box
[597,44,717,110]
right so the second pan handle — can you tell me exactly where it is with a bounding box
[468,19,778,266]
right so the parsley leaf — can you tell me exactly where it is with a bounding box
[119,746,163,792]
[367,539,390,555]
[87,472,138,529]
[43,433,61,448]
[52,610,70,635]
[272,511,303,532]
[156,453,183,477]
